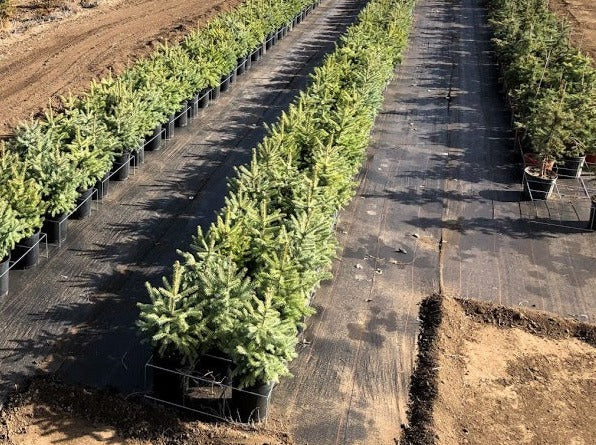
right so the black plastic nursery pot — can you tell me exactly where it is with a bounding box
[231,381,273,423]
[220,75,231,93]
[145,125,163,151]
[174,101,189,128]
[42,212,68,244]
[523,166,557,200]
[188,94,200,119]
[210,84,221,101]
[94,171,110,200]
[198,88,210,108]
[111,151,131,181]
[0,255,9,298]
[265,33,273,50]
[70,187,94,220]
[163,113,175,139]
[245,54,252,70]
[251,46,262,62]
[229,68,237,84]
[152,351,187,405]
[11,231,41,270]
[557,156,586,179]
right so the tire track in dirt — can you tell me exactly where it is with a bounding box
[0,0,242,136]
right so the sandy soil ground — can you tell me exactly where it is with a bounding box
[0,380,293,445]
[0,0,242,136]
[549,0,596,61]
[402,295,596,445]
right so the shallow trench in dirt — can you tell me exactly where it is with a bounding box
[402,296,596,445]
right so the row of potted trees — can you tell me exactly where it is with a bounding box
[0,0,320,298]
[488,0,595,199]
[137,0,416,422]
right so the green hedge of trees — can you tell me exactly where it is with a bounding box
[138,0,416,389]
[0,0,317,261]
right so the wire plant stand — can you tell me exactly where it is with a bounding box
[144,353,273,424]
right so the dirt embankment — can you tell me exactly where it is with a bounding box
[402,295,596,445]
[0,0,243,137]
[549,0,596,61]
[0,379,293,445]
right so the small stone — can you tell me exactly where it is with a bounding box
[375,268,383,274]
[355,263,363,269]
[412,233,420,238]
[396,248,408,254]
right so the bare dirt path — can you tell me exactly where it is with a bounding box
[0,0,242,136]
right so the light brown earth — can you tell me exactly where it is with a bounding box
[403,296,596,445]
[0,0,242,137]
[0,380,293,445]
[549,0,596,61]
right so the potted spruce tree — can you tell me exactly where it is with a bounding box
[11,120,82,243]
[181,251,254,370]
[226,292,297,422]
[522,89,569,200]
[0,199,18,297]
[158,43,197,128]
[556,51,595,178]
[86,77,145,181]
[1,145,45,269]
[123,59,172,150]
[557,93,594,178]
[58,100,117,216]
[137,261,208,404]
[148,53,189,139]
